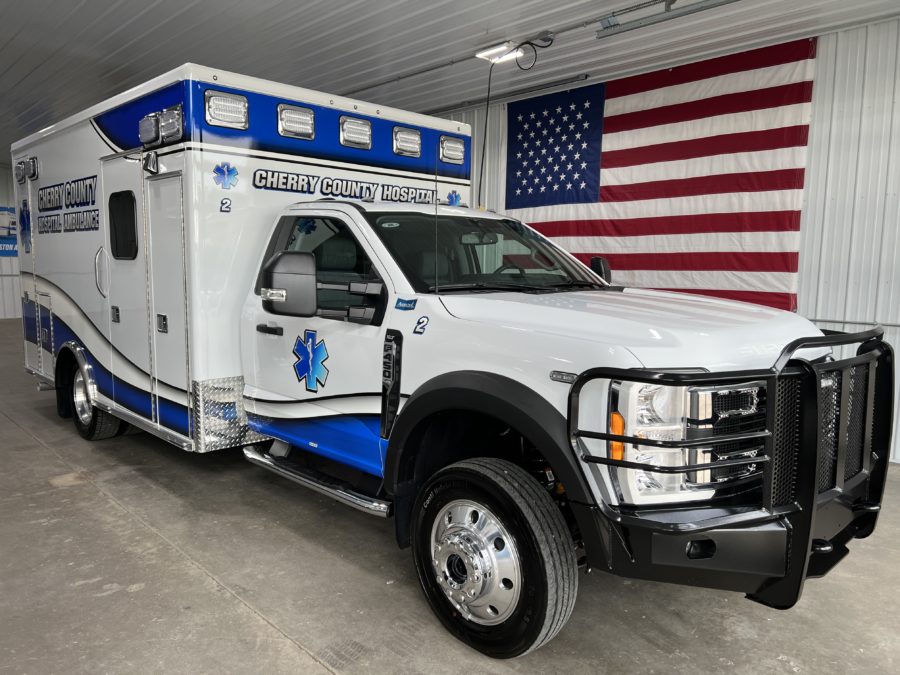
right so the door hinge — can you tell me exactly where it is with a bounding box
[111,306,121,323]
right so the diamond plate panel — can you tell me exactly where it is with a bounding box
[191,376,268,452]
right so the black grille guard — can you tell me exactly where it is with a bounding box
[567,325,894,608]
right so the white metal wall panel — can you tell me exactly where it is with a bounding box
[0,167,20,320]
[799,20,900,461]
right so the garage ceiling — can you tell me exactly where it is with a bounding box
[2,0,899,165]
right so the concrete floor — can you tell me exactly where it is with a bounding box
[1,317,898,674]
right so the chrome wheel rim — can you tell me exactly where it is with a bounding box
[430,499,522,626]
[73,370,92,425]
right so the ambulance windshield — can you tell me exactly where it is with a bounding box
[365,212,605,294]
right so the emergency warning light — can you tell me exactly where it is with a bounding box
[278,104,315,140]
[440,136,465,164]
[340,116,372,149]
[205,91,249,129]
[393,127,421,157]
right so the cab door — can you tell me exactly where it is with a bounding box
[244,212,390,476]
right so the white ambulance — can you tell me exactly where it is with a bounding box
[12,64,894,658]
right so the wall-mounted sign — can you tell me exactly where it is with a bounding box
[0,235,17,257]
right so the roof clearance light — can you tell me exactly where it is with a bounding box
[340,116,372,149]
[440,136,465,164]
[205,91,249,130]
[138,113,160,147]
[158,106,183,143]
[278,104,315,140]
[393,127,421,157]
[14,161,26,184]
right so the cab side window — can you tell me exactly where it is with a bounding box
[282,216,382,316]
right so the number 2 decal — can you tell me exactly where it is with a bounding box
[414,316,429,335]
[220,198,232,213]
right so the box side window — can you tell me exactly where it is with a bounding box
[109,191,138,260]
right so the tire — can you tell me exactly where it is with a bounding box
[411,458,578,658]
[70,365,121,440]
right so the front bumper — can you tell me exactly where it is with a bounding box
[570,327,894,608]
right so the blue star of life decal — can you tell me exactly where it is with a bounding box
[19,200,31,254]
[446,190,461,206]
[293,330,329,393]
[213,162,239,189]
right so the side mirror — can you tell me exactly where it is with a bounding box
[261,251,317,317]
[590,256,612,283]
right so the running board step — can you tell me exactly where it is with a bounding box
[243,446,392,518]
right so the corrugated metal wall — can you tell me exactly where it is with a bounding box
[450,17,900,461]
[0,167,20,320]
[799,20,900,461]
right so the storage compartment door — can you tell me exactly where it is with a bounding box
[17,178,40,373]
[146,172,190,438]
[102,155,151,417]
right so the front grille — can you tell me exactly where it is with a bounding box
[771,377,802,507]
[843,365,869,480]
[770,360,875,502]
[709,387,766,484]
[816,371,841,492]
[809,363,870,491]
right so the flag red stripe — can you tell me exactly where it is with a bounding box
[599,168,805,202]
[531,211,801,238]
[601,125,809,168]
[572,251,798,273]
[603,81,813,134]
[653,288,798,311]
[605,39,817,99]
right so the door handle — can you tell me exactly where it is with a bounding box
[256,323,283,336]
[94,247,107,298]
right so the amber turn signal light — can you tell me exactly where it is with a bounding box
[609,411,625,461]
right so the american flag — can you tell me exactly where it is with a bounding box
[504,38,817,311]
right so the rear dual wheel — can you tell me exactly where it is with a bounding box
[70,365,122,440]
[412,458,578,658]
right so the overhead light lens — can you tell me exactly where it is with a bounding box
[25,157,39,181]
[279,104,315,139]
[139,113,160,147]
[393,127,421,157]
[14,161,26,184]
[475,41,523,63]
[440,136,465,164]
[158,106,183,143]
[340,116,372,149]
[205,91,249,129]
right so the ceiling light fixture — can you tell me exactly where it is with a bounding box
[475,41,523,64]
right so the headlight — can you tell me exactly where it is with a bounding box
[607,380,765,506]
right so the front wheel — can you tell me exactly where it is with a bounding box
[411,458,578,658]
[70,366,122,440]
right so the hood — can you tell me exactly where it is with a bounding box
[439,287,825,371]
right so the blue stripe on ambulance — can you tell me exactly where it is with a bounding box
[247,413,383,477]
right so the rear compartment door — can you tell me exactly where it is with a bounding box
[146,170,190,437]
[15,172,40,373]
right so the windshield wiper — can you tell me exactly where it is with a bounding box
[546,280,607,290]
[428,282,551,293]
